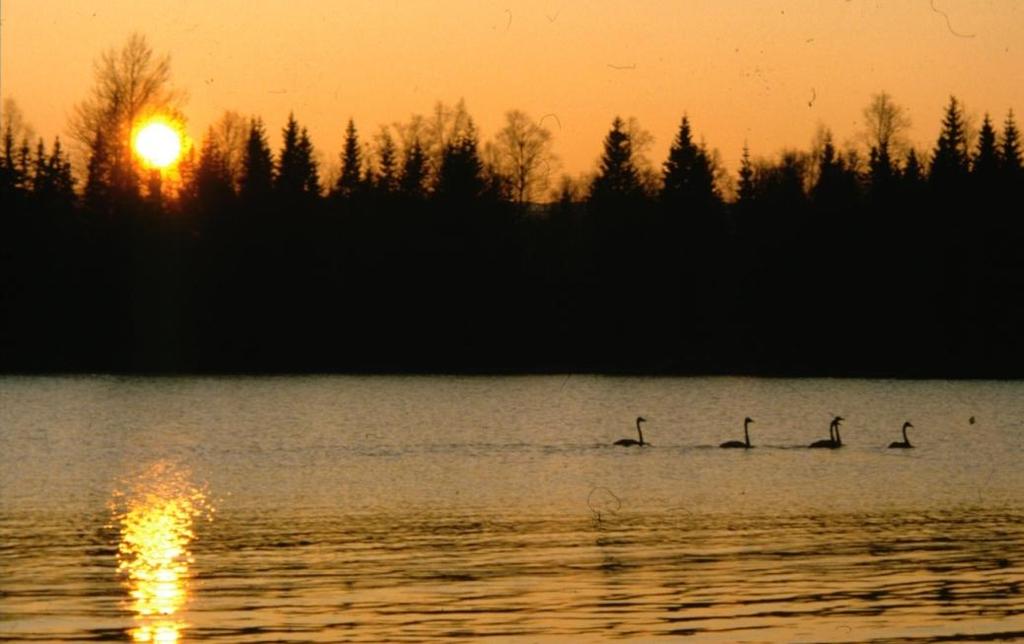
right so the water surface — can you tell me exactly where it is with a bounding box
[1,376,1022,641]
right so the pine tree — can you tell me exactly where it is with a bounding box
[16,138,32,194]
[375,129,399,196]
[903,149,923,186]
[929,96,970,188]
[972,114,999,184]
[32,139,48,196]
[334,119,362,200]
[1001,109,1021,178]
[47,138,76,208]
[399,138,428,200]
[298,128,320,197]
[736,143,755,205]
[239,118,274,204]
[0,126,18,202]
[83,128,112,212]
[276,113,303,197]
[435,119,485,203]
[661,115,718,209]
[868,144,895,199]
[588,116,642,204]
[195,128,235,210]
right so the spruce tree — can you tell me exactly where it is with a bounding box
[334,119,362,200]
[276,113,305,198]
[588,116,642,204]
[435,119,485,203]
[83,129,111,212]
[737,143,755,206]
[902,149,924,187]
[972,114,999,185]
[375,130,399,196]
[195,129,234,210]
[868,144,895,200]
[47,138,75,208]
[298,128,320,197]
[239,118,274,204]
[661,115,718,209]
[929,96,970,188]
[399,138,428,200]
[32,139,48,197]
[1001,110,1021,178]
[0,126,17,202]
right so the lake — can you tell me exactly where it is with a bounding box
[1,375,1022,641]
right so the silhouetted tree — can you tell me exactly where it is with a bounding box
[333,119,362,201]
[83,128,113,213]
[1001,110,1021,179]
[972,114,1000,188]
[373,128,399,196]
[862,91,911,157]
[70,33,182,204]
[930,96,970,189]
[902,149,924,188]
[435,119,485,204]
[276,114,319,200]
[209,110,248,192]
[399,138,428,200]
[30,137,76,211]
[812,131,859,210]
[661,115,719,210]
[867,144,895,200]
[239,118,274,205]
[589,116,643,204]
[492,109,557,206]
[736,143,755,206]
[193,128,235,212]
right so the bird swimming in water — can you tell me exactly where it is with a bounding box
[809,416,843,448]
[720,417,754,448]
[614,416,648,447]
[888,421,914,448]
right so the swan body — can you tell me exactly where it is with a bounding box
[809,416,843,448]
[614,416,647,447]
[720,417,754,448]
[888,421,914,448]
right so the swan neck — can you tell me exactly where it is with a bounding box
[744,422,750,446]
[903,425,910,446]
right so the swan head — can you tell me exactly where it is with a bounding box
[744,417,754,425]
[636,416,646,424]
[903,421,913,429]
[832,415,844,426]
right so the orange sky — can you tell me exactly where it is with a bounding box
[2,0,1022,182]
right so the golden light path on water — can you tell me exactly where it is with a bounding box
[113,461,212,643]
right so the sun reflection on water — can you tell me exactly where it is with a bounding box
[112,461,212,642]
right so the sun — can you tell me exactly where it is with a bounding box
[133,120,183,169]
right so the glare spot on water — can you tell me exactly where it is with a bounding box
[111,460,212,642]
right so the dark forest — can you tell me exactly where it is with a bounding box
[2,88,1022,376]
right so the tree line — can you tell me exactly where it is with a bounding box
[1,36,1022,376]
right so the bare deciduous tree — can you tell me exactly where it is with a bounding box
[2,98,36,146]
[70,33,182,194]
[862,91,911,155]
[209,111,248,192]
[491,110,558,205]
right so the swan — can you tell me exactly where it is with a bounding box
[888,421,913,448]
[809,416,843,448]
[720,417,754,448]
[614,416,647,447]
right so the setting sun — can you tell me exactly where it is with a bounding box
[133,120,182,169]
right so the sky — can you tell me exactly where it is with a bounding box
[2,0,1022,182]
